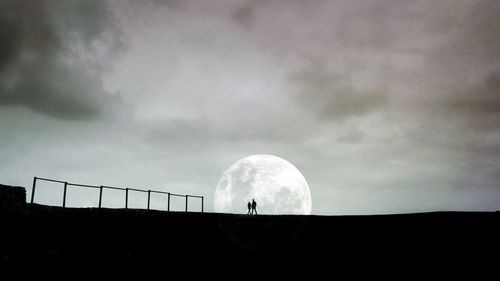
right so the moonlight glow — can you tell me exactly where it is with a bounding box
[214,155,312,215]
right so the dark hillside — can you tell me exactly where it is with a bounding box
[1,184,498,268]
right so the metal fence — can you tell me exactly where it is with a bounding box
[30,177,204,212]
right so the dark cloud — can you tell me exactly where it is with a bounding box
[337,129,365,144]
[0,0,121,120]
[0,1,58,70]
[319,89,388,121]
[429,0,500,65]
[291,61,389,121]
[232,0,267,28]
[401,69,500,152]
[443,71,500,132]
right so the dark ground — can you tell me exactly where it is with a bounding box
[0,184,498,271]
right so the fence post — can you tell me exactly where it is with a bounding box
[30,177,37,204]
[167,193,170,212]
[185,195,188,212]
[147,190,151,210]
[201,196,204,213]
[99,186,103,208]
[63,182,68,208]
[125,188,129,209]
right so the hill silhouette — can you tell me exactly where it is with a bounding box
[1,184,499,267]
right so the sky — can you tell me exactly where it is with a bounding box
[0,0,499,215]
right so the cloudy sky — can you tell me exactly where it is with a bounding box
[1,0,499,214]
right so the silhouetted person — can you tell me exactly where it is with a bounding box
[247,201,252,214]
[251,199,257,215]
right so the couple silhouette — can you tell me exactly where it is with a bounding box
[247,199,257,215]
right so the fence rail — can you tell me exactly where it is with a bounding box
[30,176,204,212]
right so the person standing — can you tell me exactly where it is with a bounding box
[247,201,252,214]
[251,199,257,215]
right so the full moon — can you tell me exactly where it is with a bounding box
[214,154,312,215]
